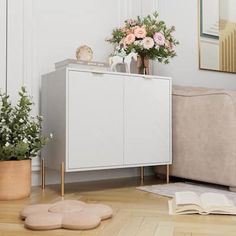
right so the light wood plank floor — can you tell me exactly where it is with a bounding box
[1,177,236,236]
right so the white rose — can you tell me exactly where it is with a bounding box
[142,37,155,49]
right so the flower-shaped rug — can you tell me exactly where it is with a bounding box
[20,200,113,230]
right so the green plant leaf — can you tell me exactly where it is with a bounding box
[0,87,49,161]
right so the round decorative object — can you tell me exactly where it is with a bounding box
[76,45,93,61]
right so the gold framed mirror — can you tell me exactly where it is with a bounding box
[199,0,236,73]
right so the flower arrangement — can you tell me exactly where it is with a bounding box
[0,87,48,161]
[106,12,179,64]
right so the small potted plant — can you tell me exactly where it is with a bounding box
[0,87,48,200]
[107,12,179,74]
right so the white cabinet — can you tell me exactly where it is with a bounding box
[42,68,171,184]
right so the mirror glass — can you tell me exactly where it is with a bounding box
[199,0,236,73]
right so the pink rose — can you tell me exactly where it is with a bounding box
[153,32,165,46]
[132,26,139,31]
[142,37,154,49]
[124,33,135,45]
[134,27,147,39]
[126,19,138,26]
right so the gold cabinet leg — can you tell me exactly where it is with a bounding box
[61,162,65,196]
[140,166,144,181]
[41,158,45,189]
[166,165,170,183]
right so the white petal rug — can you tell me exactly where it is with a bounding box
[137,182,236,204]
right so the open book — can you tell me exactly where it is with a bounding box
[169,191,236,215]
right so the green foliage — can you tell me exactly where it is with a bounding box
[106,11,179,63]
[0,87,48,161]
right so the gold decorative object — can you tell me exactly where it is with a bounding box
[76,45,93,62]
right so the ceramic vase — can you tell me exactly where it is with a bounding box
[137,55,150,75]
[0,159,31,200]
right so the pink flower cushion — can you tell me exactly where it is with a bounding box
[20,200,113,230]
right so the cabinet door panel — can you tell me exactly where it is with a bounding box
[124,77,170,165]
[68,71,123,169]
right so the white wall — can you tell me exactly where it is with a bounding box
[5,0,158,186]
[156,0,236,89]
[0,0,6,92]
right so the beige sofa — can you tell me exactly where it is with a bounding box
[155,86,236,189]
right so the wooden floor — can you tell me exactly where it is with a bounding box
[1,177,236,236]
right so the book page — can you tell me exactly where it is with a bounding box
[200,192,234,209]
[175,191,201,207]
[169,199,202,215]
[208,205,236,215]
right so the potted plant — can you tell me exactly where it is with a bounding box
[107,12,179,74]
[0,87,48,200]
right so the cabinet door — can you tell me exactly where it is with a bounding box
[124,76,171,165]
[68,71,123,169]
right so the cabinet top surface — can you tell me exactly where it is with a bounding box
[45,67,172,81]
